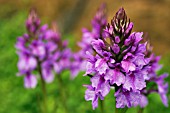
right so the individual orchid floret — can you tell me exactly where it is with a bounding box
[24,72,37,88]
[85,75,110,109]
[155,73,169,106]
[83,6,169,110]
[114,88,141,108]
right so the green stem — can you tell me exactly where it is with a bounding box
[52,78,59,113]
[36,92,42,113]
[115,107,118,113]
[52,95,58,113]
[100,99,104,113]
[57,74,68,113]
[138,108,144,113]
[115,87,118,113]
[38,61,48,113]
[115,107,128,113]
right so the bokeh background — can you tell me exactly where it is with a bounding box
[0,0,170,113]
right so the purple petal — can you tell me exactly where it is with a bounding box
[53,63,62,74]
[84,85,99,110]
[105,69,125,86]
[42,69,54,83]
[156,73,169,107]
[121,60,136,73]
[85,88,95,101]
[112,44,120,54]
[115,91,127,108]
[92,95,99,110]
[115,36,120,43]
[91,75,100,88]
[123,73,146,91]
[134,32,143,45]
[91,39,105,55]
[135,43,147,54]
[24,74,37,88]
[100,81,110,97]
[95,58,108,74]
[115,90,141,108]
[133,55,146,67]
[160,92,168,107]
[18,56,37,72]
[28,57,37,69]
[30,40,46,60]
[139,95,148,108]
[84,62,95,76]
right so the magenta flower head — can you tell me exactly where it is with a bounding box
[83,6,169,109]
[16,9,72,88]
[79,4,107,53]
[71,4,107,78]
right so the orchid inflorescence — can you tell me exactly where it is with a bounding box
[83,5,169,109]
[16,9,76,88]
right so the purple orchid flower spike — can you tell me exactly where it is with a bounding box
[70,3,108,78]
[83,5,169,110]
[79,3,107,52]
[16,9,73,88]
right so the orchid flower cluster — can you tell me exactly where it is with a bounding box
[76,4,107,76]
[16,9,73,88]
[83,6,169,109]
[79,4,107,54]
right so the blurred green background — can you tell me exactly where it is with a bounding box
[0,0,170,113]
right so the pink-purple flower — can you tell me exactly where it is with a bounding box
[72,4,108,76]
[16,9,73,88]
[83,6,169,109]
